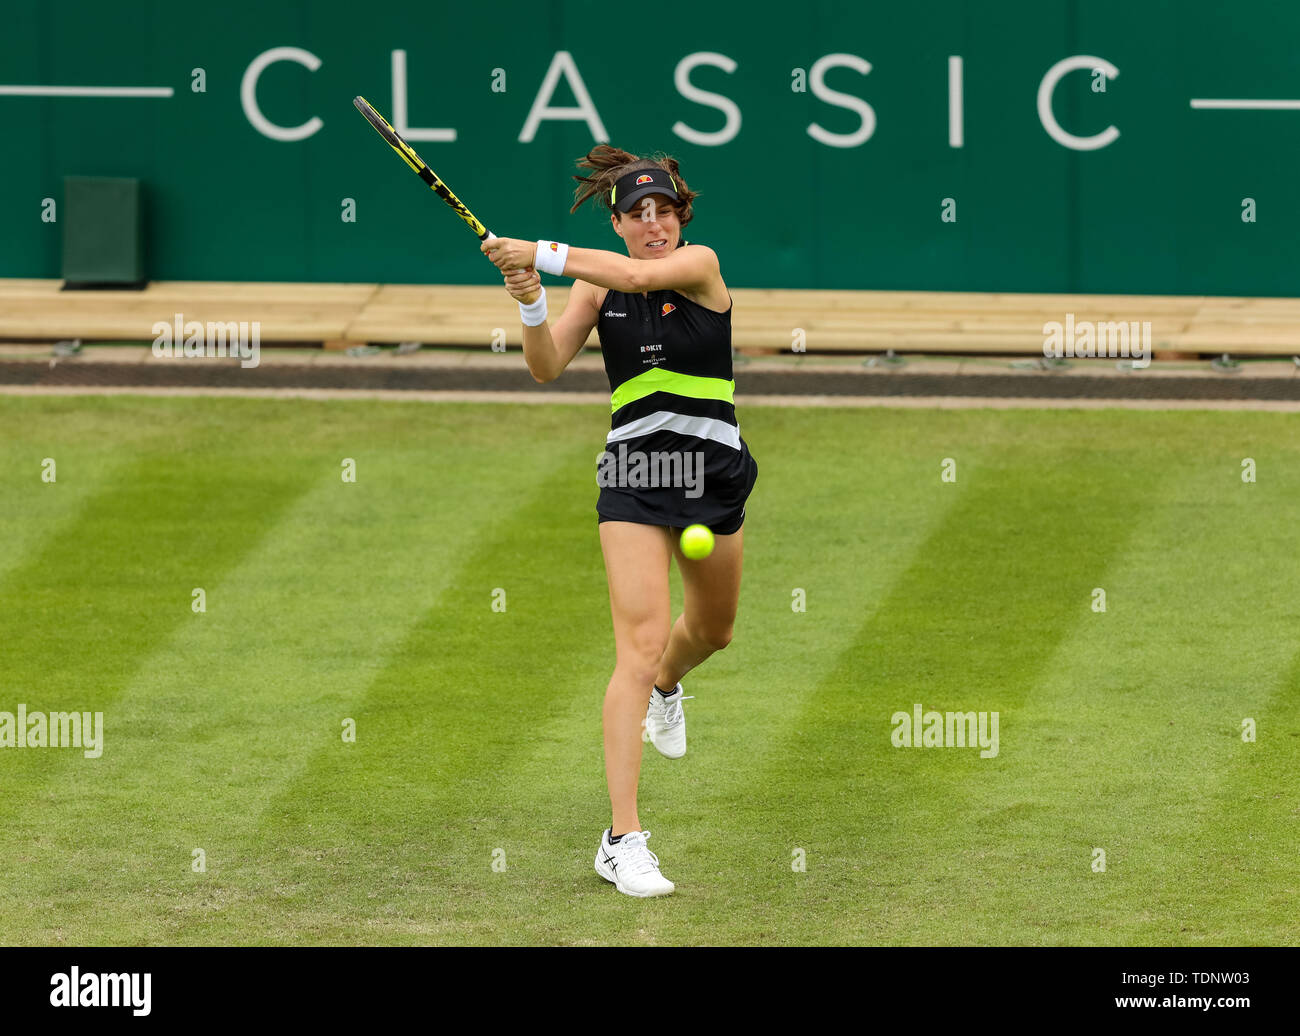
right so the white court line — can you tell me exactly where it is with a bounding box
[0,85,173,97]
[948,56,963,148]
[1190,99,1300,110]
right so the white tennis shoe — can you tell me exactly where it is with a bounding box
[594,828,675,897]
[645,683,694,759]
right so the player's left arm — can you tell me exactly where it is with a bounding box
[562,244,719,295]
[481,238,718,295]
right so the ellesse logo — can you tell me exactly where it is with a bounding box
[661,303,676,316]
[635,174,654,185]
[548,242,558,251]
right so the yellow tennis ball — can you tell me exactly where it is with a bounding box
[680,524,715,560]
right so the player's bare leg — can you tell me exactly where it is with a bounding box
[598,521,673,834]
[594,521,676,896]
[655,523,745,692]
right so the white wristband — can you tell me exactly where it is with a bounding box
[534,240,569,277]
[518,286,548,326]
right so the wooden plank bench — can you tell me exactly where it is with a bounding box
[1,279,1296,357]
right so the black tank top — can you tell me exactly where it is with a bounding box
[594,243,741,455]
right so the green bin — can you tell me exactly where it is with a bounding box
[61,176,146,289]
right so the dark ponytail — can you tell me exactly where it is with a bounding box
[570,144,698,227]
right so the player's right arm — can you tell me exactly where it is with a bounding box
[504,268,598,383]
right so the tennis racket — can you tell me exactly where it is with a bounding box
[352,95,539,303]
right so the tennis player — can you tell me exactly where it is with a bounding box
[482,145,758,898]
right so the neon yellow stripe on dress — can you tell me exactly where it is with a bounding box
[610,368,735,414]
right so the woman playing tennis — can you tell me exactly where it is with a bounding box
[482,145,758,898]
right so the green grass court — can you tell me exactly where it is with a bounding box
[1,395,1297,945]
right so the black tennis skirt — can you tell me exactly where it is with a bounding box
[596,435,758,536]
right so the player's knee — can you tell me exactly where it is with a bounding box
[623,658,664,690]
[694,623,733,652]
[620,627,669,678]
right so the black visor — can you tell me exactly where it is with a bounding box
[610,167,680,213]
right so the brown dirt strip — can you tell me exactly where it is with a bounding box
[3,385,1299,412]
[2,358,1299,404]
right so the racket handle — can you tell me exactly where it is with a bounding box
[484,230,541,304]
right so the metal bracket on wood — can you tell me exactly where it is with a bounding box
[1011,356,1069,371]
[864,349,906,369]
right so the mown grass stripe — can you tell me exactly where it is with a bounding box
[0,398,184,587]
[979,445,1300,945]
[0,401,608,944]
[0,439,319,737]
[723,425,1172,943]
[167,440,608,943]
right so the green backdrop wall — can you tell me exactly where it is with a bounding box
[2,0,1297,294]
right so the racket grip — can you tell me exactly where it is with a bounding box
[516,263,540,305]
[484,230,541,304]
